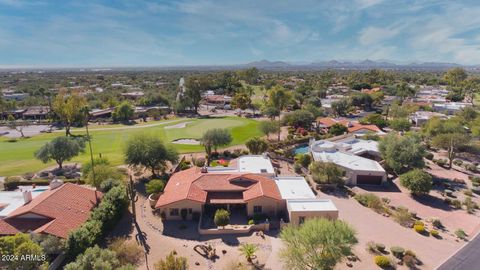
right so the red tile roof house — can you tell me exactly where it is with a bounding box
[316,117,385,136]
[0,183,102,238]
[155,167,283,221]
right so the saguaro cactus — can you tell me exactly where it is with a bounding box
[127,175,139,220]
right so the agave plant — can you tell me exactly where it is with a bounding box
[239,243,258,263]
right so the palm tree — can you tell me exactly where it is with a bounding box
[239,243,258,263]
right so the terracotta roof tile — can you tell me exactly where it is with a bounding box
[2,183,102,238]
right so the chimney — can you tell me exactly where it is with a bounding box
[22,190,32,204]
[49,179,64,190]
[201,166,208,173]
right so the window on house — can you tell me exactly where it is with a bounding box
[253,205,262,213]
[188,208,192,214]
[170,208,179,216]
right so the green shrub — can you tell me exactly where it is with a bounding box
[248,219,254,225]
[414,220,424,226]
[464,189,473,197]
[432,218,443,228]
[194,158,205,167]
[455,229,467,240]
[453,159,463,166]
[214,209,230,227]
[464,197,477,214]
[100,179,121,193]
[354,193,383,211]
[424,152,434,160]
[430,230,439,238]
[145,179,166,195]
[451,199,462,209]
[374,255,390,268]
[414,224,425,234]
[394,207,413,227]
[375,243,386,252]
[399,169,432,195]
[405,250,416,258]
[390,246,405,258]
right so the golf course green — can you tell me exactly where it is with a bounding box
[0,116,261,176]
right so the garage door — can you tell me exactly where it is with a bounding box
[357,175,383,185]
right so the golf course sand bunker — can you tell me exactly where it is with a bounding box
[164,121,192,129]
[171,138,200,145]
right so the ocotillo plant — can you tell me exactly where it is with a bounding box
[127,175,139,220]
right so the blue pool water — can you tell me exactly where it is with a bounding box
[294,145,309,155]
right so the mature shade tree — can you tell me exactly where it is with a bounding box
[0,234,47,270]
[349,92,373,110]
[154,251,188,270]
[395,82,416,101]
[360,113,387,128]
[399,169,433,196]
[239,67,260,84]
[444,67,467,86]
[388,118,412,132]
[422,117,470,168]
[6,114,25,138]
[64,245,129,270]
[267,86,292,112]
[281,110,314,129]
[431,132,470,169]
[112,101,134,122]
[331,98,351,117]
[280,218,357,270]
[185,75,211,113]
[456,107,478,124]
[378,133,426,174]
[232,91,252,112]
[259,120,281,141]
[124,134,178,176]
[52,90,87,136]
[245,137,269,154]
[309,161,345,185]
[35,136,85,169]
[201,128,232,165]
[262,105,280,120]
[328,123,348,136]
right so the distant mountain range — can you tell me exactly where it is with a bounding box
[242,59,469,70]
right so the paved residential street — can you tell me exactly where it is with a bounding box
[437,233,480,270]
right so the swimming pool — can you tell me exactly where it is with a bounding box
[294,144,309,155]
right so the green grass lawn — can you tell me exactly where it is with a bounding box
[0,116,261,176]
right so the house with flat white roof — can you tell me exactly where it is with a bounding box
[275,177,338,225]
[410,111,447,127]
[432,102,472,115]
[309,138,387,185]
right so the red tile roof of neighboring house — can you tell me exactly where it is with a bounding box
[1,183,102,238]
[155,167,282,208]
[316,117,382,133]
[0,220,19,235]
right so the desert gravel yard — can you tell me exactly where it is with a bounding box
[321,190,467,269]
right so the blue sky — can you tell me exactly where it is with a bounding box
[1,0,480,67]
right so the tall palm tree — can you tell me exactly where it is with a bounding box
[81,106,98,203]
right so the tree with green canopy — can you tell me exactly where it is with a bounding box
[309,161,345,185]
[124,134,178,177]
[245,137,269,154]
[201,128,232,165]
[280,218,357,270]
[35,136,85,169]
[379,132,426,174]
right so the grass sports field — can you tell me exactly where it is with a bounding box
[0,116,261,176]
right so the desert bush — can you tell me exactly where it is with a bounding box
[366,241,377,254]
[424,152,434,160]
[414,220,424,226]
[455,229,467,240]
[464,189,473,197]
[464,197,478,214]
[430,230,440,238]
[109,237,143,266]
[403,254,417,269]
[194,158,205,167]
[394,207,413,227]
[451,199,462,209]
[374,255,391,268]
[414,224,425,234]
[354,193,384,212]
[375,243,386,253]
[432,218,443,228]
[453,159,463,166]
[390,246,405,258]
